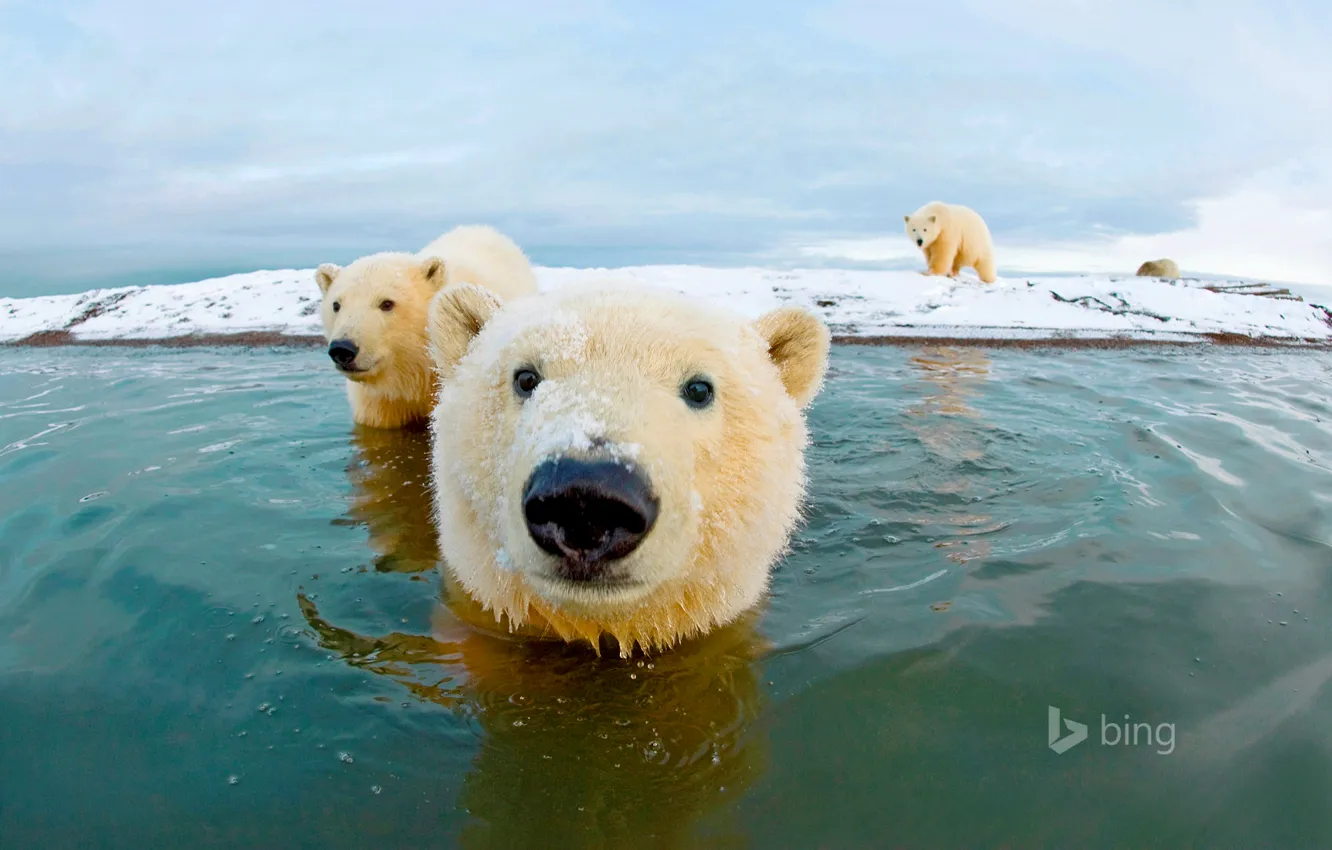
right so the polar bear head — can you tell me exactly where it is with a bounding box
[315,253,445,413]
[905,207,945,249]
[426,282,830,655]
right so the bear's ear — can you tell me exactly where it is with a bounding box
[753,306,831,408]
[903,214,911,224]
[428,283,504,380]
[928,215,936,223]
[421,256,447,289]
[315,263,340,294]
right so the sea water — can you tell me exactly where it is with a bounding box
[1,345,1330,847]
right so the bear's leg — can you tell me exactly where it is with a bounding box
[928,242,956,276]
[974,255,997,284]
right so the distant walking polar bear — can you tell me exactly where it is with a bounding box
[905,201,997,284]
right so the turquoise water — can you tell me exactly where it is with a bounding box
[2,345,1331,848]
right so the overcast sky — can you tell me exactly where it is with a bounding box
[2,0,1330,295]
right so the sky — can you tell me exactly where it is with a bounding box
[2,0,1330,296]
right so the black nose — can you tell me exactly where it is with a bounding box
[522,458,659,582]
[328,339,358,367]
[916,238,924,246]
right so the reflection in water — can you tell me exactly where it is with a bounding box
[333,426,439,573]
[904,347,997,565]
[304,430,767,847]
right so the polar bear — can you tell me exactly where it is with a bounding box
[1136,258,1181,279]
[905,201,997,284]
[315,225,539,429]
[426,282,831,655]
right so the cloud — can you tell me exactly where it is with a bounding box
[0,0,1328,293]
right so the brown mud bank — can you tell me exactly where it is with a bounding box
[9,329,1328,350]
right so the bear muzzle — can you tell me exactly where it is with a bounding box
[522,457,660,583]
[328,338,362,372]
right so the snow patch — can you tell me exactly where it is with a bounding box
[2,265,1329,343]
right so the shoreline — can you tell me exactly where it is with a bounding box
[4,265,1330,350]
[8,329,1328,351]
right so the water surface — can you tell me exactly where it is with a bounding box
[2,345,1331,848]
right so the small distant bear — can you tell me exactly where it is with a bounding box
[315,226,539,429]
[426,282,831,655]
[905,201,997,284]
[1136,259,1180,279]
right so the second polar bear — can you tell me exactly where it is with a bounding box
[315,226,539,429]
[905,201,997,284]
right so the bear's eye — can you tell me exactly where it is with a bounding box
[332,301,341,313]
[513,368,541,399]
[682,378,714,409]
[379,299,395,312]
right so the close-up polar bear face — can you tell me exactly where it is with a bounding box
[426,282,830,654]
[904,211,941,248]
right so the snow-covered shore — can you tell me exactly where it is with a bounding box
[2,266,1329,345]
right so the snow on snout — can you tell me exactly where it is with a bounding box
[514,378,610,462]
[511,377,642,466]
